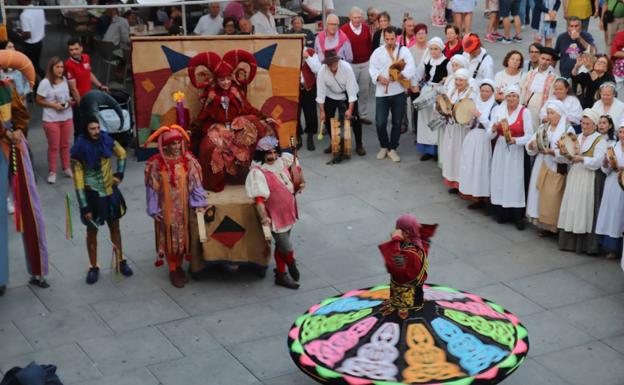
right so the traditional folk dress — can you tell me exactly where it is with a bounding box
[414,48,449,157]
[145,150,207,272]
[458,81,496,199]
[0,80,49,290]
[441,76,475,189]
[557,131,608,254]
[595,140,624,254]
[526,102,574,232]
[71,133,127,227]
[489,102,534,221]
[539,95,583,127]
[520,66,556,130]
[592,99,624,131]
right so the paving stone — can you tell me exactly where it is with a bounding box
[566,259,624,294]
[0,322,33,363]
[79,368,160,385]
[0,287,48,324]
[502,359,572,385]
[302,245,388,284]
[552,295,624,340]
[265,286,341,320]
[197,304,292,346]
[156,317,221,355]
[228,334,295,380]
[603,334,624,355]
[0,343,101,385]
[262,370,319,385]
[536,341,624,385]
[471,283,544,317]
[427,260,498,291]
[15,306,112,349]
[91,290,188,333]
[33,275,123,311]
[520,311,595,357]
[148,349,259,385]
[330,272,390,293]
[304,195,383,225]
[506,269,605,309]
[79,327,183,375]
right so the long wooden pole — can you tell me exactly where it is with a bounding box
[0,0,7,41]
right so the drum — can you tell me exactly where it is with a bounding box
[452,98,476,125]
[606,146,618,170]
[435,94,453,117]
[412,87,438,111]
[558,132,580,157]
[535,124,550,152]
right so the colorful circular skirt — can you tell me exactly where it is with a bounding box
[287,283,529,385]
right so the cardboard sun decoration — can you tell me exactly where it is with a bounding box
[131,35,303,159]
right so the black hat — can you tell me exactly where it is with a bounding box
[322,49,340,65]
[539,46,559,61]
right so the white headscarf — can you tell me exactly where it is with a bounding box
[582,108,600,125]
[428,37,445,50]
[544,99,565,118]
[544,100,568,144]
[476,79,496,116]
[454,68,470,80]
[503,84,521,97]
[450,54,470,71]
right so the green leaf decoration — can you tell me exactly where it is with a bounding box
[433,286,461,293]
[295,314,308,327]
[443,377,475,385]
[370,284,390,291]
[516,325,528,339]
[320,296,342,306]
[291,340,303,354]
[487,301,505,314]
[316,366,342,379]
[498,354,518,368]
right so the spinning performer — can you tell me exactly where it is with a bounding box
[0,50,49,292]
[188,49,275,192]
[144,125,208,288]
[71,119,133,284]
[287,214,530,384]
[246,136,302,290]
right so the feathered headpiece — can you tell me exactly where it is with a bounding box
[144,124,190,157]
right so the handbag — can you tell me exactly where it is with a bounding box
[603,0,622,24]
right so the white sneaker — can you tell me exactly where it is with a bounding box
[7,198,14,215]
[63,168,73,178]
[388,149,401,162]
[376,148,388,160]
[47,172,56,184]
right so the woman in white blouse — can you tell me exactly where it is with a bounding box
[489,85,534,230]
[493,50,524,103]
[595,124,624,259]
[591,82,624,130]
[539,78,583,132]
[557,109,608,255]
[526,100,574,236]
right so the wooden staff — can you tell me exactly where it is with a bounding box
[343,118,352,158]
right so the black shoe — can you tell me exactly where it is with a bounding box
[119,260,133,277]
[515,219,526,230]
[287,261,300,281]
[306,135,315,151]
[323,145,331,154]
[433,155,439,162]
[356,146,366,156]
[29,277,50,288]
[0,285,6,296]
[86,267,100,284]
[274,269,299,289]
[448,188,459,194]
[467,201,485,210]
[420,154,433,161]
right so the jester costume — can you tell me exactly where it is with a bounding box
[0,72,49,292]
[187,49,275,192]
[144,125,207,288]
[70,126,131,284]
[288,214,530,385]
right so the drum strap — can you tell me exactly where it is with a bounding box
[472,53,488,79]
[582,135,603,157]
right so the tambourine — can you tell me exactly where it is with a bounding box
[535,124,550,152]
[558,132,580,157]
[435,94,453,117]
[606,146,618,170]
[501,118,512,144]
[452,98,476,125]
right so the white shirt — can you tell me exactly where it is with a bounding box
[494,70,523,91]
[302,0,334,12]
[349,22,362,35]
[193,14,223,35]
[58,0,87,16]
[250,11,277,35]
[592,98,624,129]
[316,60,359,103]
[103,16,130,50]
[20,7,45,44]
[36,78,73,122]
[529,70,549,93]
[369,45,416,97]
[463,48,494,81]
[300,50,322,84]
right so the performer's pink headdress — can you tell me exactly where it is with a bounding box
[395,214,438,252]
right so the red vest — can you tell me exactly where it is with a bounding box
[259,164,297,230]
[497,107,526,138]
[301,48,316,91]
[340,23,372,64]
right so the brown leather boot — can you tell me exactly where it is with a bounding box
[169,271,185,288]
[274,269,299,289]
[287,261,300,281]
[356,145,366,156]
[176,267,189,283]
